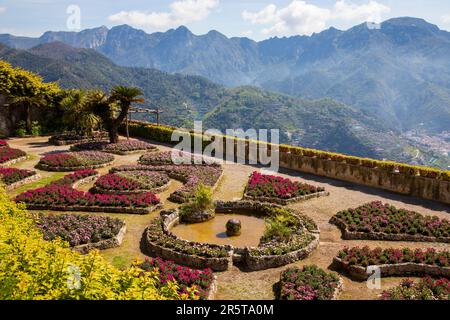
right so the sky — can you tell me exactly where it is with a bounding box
[1,0,450,40]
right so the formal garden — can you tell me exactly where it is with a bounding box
[0,61,449,301]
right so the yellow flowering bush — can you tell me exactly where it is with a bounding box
[0,185,197,300]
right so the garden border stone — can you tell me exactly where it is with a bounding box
[330,216,450,243]
[333,256,450,281]
[0,156,28,167]
[73,223,127,254]
[5,173,41,191]
[36,160,115,172]
[243,190,330,205]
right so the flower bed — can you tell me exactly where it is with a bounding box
[71,140,158,155]
[16,170,161,215]
[139,151,218,166]
[0,168,37,185]
[93,171,170,194]
[37,213,126,253]
[49,132,109,146]
[144,201,320,271]
[381,277,450,300]
[0,140,8,148]
[330,201,450,243]
[36,151,114,171]
[0,147,27,166]
[140,257,216,300]
[334,247,450,280]
[279,265,342,300]
[111,163,223,203]
[243,172,328,205]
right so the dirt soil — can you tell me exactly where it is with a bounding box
[5,136,450,300]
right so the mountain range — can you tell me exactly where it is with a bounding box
[1,17,450,168]
[2,17,450,136]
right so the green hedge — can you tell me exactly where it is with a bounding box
[122,121,450,182]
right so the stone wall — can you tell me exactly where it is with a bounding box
[333,257,450,281]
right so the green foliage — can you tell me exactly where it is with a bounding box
[262,209,299,243]
[179,184,214,218]
[0,186,194,300]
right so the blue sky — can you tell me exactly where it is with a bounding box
[1,0,450,40]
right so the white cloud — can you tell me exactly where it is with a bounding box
[442,14,450,25]
[0,7,6,13]
[243,0,390,36]
[334,0,390,23]
[109,0,219,30]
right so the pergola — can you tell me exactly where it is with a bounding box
[125,106,164,139]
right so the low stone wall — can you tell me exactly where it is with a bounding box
[24,203,162,215]
[36,161,114,172]
[72,174,100,189]
[330,216,450,243]
[144,201,320,272]
[280,152,450,205]
[0,156,28,167]
[333,257,450,281]
[73,224,127,254]
[244,234,320,271]
[6,173,41,191]
[206,275,218,300]
[243,190,330,205]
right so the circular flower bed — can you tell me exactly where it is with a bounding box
[0,140,8,148]
[139,151,217,166]
[37,213,125,251]
[0,168,37,186]
[280,265,342,300]
[334,246,450,280]
[0,147,27,165]
[244,171,328,205]
[381,277,450,300]
[93,171,170,194]
[37,151,114,171]
[71,140,158,155]
[330,201,450,242]
[144,201,320,271]
[140,257,216,300]
[49,132,109,146]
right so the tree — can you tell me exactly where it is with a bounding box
[95,86,144,144]
[60,90,101,136]
[11,94,46,133]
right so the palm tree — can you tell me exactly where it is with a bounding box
[11,94,46,133]
[105,86,144,143]
[60,90,101,137]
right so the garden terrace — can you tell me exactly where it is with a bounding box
[244,171,329,205]
[37,213,126,254]
[71,140,158,155]
[126,120,450,205]
[279,265,342,300]
[111,163,223,203]
[334,246,450,280]
[144,201,320,271]
[5,136,450,300]
[0,147,27,166]
[15,170,161,215]
[330,201,450,243]
[49,132,109,146]
[140,257,216,300]
[0,168,40,191]
[380,277,450,300]
[92,171,170,194]
[36,151,114,171]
